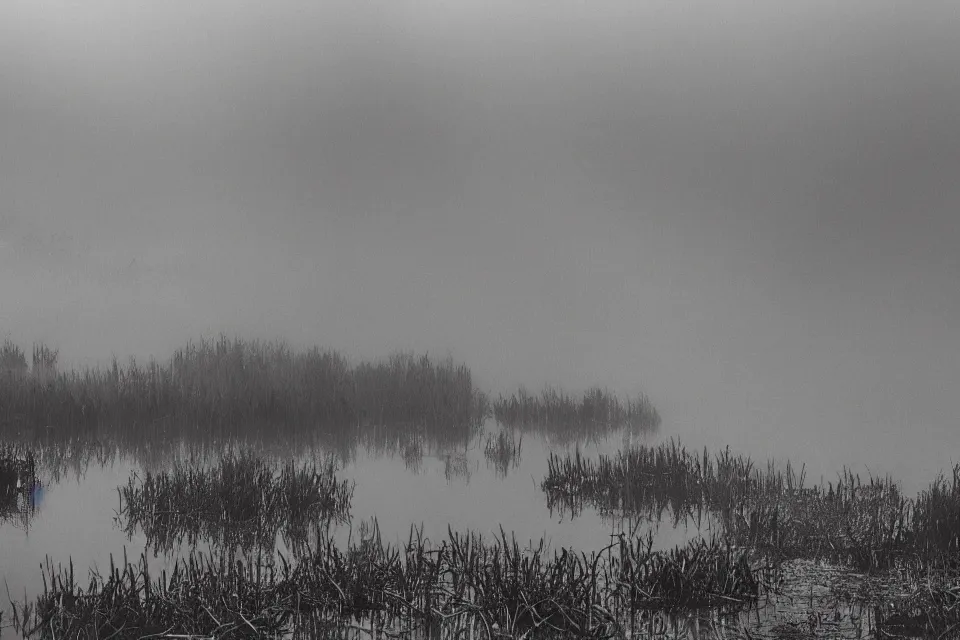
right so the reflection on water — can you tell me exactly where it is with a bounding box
[0,419,667,619]
[0,416,955,638]
[483,429,522,478]
[118,453,353,557]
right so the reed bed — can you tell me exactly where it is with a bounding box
[483,429,522,477]
[0,443,39,527]
[0,443,36,492]
[493,386,660,441]
[0,337,489,437]
[542,441,798,523]
[728,470,913,571]
[871,577,960,638]
[543,442,960,573]
[909,465,960,564]
[11,524,774,639]
[118,452,353,553]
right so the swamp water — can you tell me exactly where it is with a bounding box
[0,419,936,638]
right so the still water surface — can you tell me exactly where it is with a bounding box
[1,423,696,609]
[0,416,955,637]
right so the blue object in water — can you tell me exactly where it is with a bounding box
[30,483,44,508]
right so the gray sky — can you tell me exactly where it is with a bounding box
[2,0,959,483]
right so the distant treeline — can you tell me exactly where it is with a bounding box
[0,338,659,439]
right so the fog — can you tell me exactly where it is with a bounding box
[2,0,959,488]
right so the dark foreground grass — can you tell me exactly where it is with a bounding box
[910,466,960,565]
[10,525,776,639]
[118,452,353,553]
[872,577,960,638]
[493,387,660,442]
[0,337,489,437]
[543,441,960,573]
[728,470,913,571]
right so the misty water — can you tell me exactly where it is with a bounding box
[0,411,942,638]
[1,422,685,602]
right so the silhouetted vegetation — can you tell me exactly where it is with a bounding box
[0,337,489,438]
[10,523,774,639]
[544,441,960,574]
[118,452,353,553]
[543,440,786,521]
[873,576,960,638]
[0,339,29,378]
[493,386,660,443]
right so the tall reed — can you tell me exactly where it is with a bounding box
[118,452,353,553]
[543,441,960,572]
[493,386,660,441]
[11,524,772,639]
[0,337,489,438]
[0,443,39,528]
[542,440,798,521]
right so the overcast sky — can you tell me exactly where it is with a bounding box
[2,0,959,484]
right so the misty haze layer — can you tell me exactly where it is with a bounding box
[2,0,959,487]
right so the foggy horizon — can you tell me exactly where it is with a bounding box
[3,0,960,484]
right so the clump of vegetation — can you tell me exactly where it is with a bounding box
[0,339,29,378]
[910,465,960,564]
[0,337,490,437]
[483,429,522,477]
[542,440,795,523]
[10,524,773,639]
[730,470,912,571]
[494,386,660,442]
[543,441,960,573]
[609,533,776,614]
[31,343,59,381]
[0,443,40,528]
[443,450,471,483]
[871,573,960,638]
[118,452,353,553]
[0,443,35,491]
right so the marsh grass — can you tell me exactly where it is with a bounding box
[542,441,793,524]
[483,429,522,477]
[872,577,960,638]
[0,339,28,377]
[730,470,913,571]
[0,443,35,491]
[0,337,489,438]
[118,452,353,553]
[11,524,773,639]
[493,386,660,442]
[910,466,960,564]
[0,444,39,528]
[543,441,960,574]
